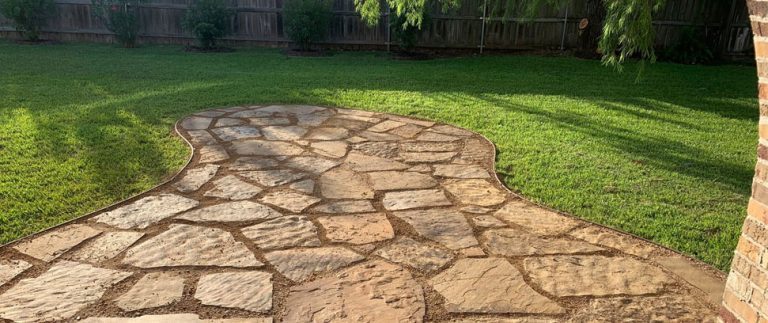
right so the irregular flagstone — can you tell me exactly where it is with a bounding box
[569,225,657,258]
[296,113,331,126]
[368,120,406,132]
[261,126,308,140]
[352,141,399,158]
[460,247,486,257]
[346,136,368,143]
[324,117,374,131]
[173,164,219,192]
[95,194,198,229]
[373,237,453,272]
[443,179,507,206]
[383,189,452,210]
[181,116,213,130]
[195,110,227,118]
[122,224,262,268]
[231,140,304,156]
[344,152,409,172]
[389,123,423,138]
[288,179,315,194]
[259,190,321,212]
[0,259,32,286]
[13,224,102,261]
[317,213,395,244]
[482,228,603,257]
[408,164,432,172]
[430,258,564,314]
[265,247,364,282]
[358,130,403,141]
[204,175,263,200]
[284,156,341,173]
[187,130,219,145]
[400,151,457,163]
[568,296,715,322]
[430,125,474,137]
[250,117,291,126]
[402,141,460,152]
[176,201,282,222]
[311,200,376,213]
[228,157,279,171]
[238,169,307,186]
[460,205,494,213]
[524,255,676,297]
[471,215,507,228]
[70,231,145,263]
[214,117,246,127]
[230,109,274,118]
[392,209,478,249]
[242,216,321,249]
[494,200,579,235]
[116,272,184,311]
[310,141,349,158]
[305,127,350,140]
[283,260,425,322]
[366,171,437,191]
[654,256,725,305]
[433,164,490,178]
[82,314,273,323]
[388,115,435,127]
[416,132,460,142]
[211,126,261,141]
[320,168,374,199]
[195,271,272,312]
[336,114,381,123]
[258,105,326,115]
[199,145,230,163]
[0,261,132,322]
[458,138,490,163]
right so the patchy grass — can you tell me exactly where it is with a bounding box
[0,41,757,270]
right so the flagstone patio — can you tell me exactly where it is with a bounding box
[0,105,726,322]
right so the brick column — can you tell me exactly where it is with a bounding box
[722,1,768,321]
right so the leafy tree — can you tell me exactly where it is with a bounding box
[92,0,144,47]
[183,0,234,49]
[0,0,55,41]
[284,0,333,51]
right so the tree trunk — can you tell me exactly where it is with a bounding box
[574,0,604,59]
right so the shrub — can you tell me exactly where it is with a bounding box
[183,0,234,49]
[0,0,55,41]
[659,26,716,65]
[283,0,332,51]
[390,12,428,52]
[92,0,143,48]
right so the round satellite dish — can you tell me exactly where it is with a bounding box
[579,18,589,30]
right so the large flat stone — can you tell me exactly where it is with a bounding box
[442,179,507,206]
[284,156,341,173]
[358,130,403,141]
[187,130,219,146]
[211,126,261,141]
[195,271,272,312]
[654,256,725,305]
[319,168,374,199]
[70,231,145,263]
[204,175,263,200]
[569,225,657,258]
[367,171,437,190]
[389,123,423,138]
[283,261,425,322]
[494,201,579,235]
[0,260,32,286]
[82,314,273,323]
[482,228,603,256]
[258,105,327,115]
[116,272,184,311]
[310,141,349,158]
[416,132,460,142]
[382,189,452,210]
[430,258,564,314]
[242,216,321,249]
[198,145,229,163]
[401,141,459,152]
[344,152,409,172]
[430,125,474,137]
[13,224,102,261]
[228,157,279,171]
[317,213,395,244]
[433,164,490,179]
[296,113,331,126]
[289,179,315,194]
[259,190,320,212]
[95,194,199,229]
[373,237,453,272]
[261,126,308,140]
[231,140,304,156]
[352,142,399,158]
[173,164,219,192]
[180,116,213,130]
[122,224,262,268]
[524,255,676,297]
[569,296,716,322]
[305,127,350,140]
[368,120,406,132]
[311,200,376,213]
[176,201,282,222]
[214,117,246,127]
[399,152,457,163]
[265,247,364,282]
[392,209,478,249]
[0,261,131,322]
[237,169,307,186]
[250,117,291,126]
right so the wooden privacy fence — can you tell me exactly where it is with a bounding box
[0,0,754,58]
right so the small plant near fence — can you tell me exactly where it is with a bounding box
[92,0,144,47]
[390,12,429,54]
[0,0,55,41]
[183,0,234,50]
[283,0,332,52]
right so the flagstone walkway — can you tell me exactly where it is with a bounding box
[0,105,725,322]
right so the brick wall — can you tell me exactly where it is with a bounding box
[722,1,768,321]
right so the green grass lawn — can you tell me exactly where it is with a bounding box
[0,41,758,270]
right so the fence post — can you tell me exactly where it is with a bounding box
[479,0,487,53]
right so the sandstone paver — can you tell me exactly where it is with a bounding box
[471,215,507,228]
[176,201,282,222]
[116,272,184,311]
[284,156,341,173]
[389,123,423,138]
[181,117,213,130]
[214,117,246,127]
[393,209,478,249]
[319,168,374,199]
[310,141,348,158]
[568,225,657,257]
[344,152,409,172]
[198,145,229,163]
[433,164,490,178]
[70,231,145,263]
[352,141,399,158]
[173,164,219,192]
[495,200,579,235]
[264,247,364,282]
[82,314,273,323]
[95,194,199,229]
[383,189,452,210]
[187,130,219,145]
[568,296,716,322]
[317,213,395,244]
[259,190,321,212]
[204,175,263,200]
[373,237,453,272]
[0,260,32,287]
[304,127,350,140]
[416,132,460,142]
[228,157,279,171]
[238,169,307,186]
[242,216,321,249]
[13,224,102,261]
[402,141,459,152]
[367,171,437,190]
[261,126,307,140]
[310,200,376,213]
[211,126,261,141]
[288,179,315,194]
[195,271,272,312]
[443,179,507,206]
[230,140,304,156]
[400,151,457,163]
[482,228,603,256]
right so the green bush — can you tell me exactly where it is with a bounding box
[0,0,55,41]
[183,0,234,49]
[284,0,332,51]
[390,12,427,52]
[659,26,716,65]
[92,0,143,48]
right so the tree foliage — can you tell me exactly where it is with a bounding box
[182,0,234,49]
[92,0,144,47]
[0,0,55,41]
[284,0,333,51]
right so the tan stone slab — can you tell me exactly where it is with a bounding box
[654,256,725,305]
[0,260,32,286]
[116,272,184,311]
[524,255,676,297]
[408,164,432,172]
[228,157,279,171]
[383,189,452,210]
[82,314,273,323]
[95,194,199,229]
[204,175,263,200]
[433,164,490,179]
[250,117,290,126]
[336,114,381,123]
[352,142,399,158]
[400,152,457,163]
[199,145,229,163]
[195,110,226,117]
[211,126,261,141]
[258,105,327,115]
[458,138,490,163]
[344,152,409,172]
[265,247,364,282]
[304,127,350,140]
[242,216,321,250]
[13,224,102,261]
[284,156,341,173]
[494,201,579,235]
[392,209,478,250]
[230,109,274,118]
[318,213,395,244]
[259,190,321,213]
[460,247,486,257]
[310,141,349,158]
[568,225,657,258]
[187,130,219,145]
[346,136,368,143]
[70,231,145,263]
[445,318,557,323]
[176,201,282,222]
[443,179,506,206]
[296,113,331,127]
[430,125,474,137]
[214,118,246,127]
[430,258,564,314]
[416,132,460,142]
[238,169,307,186]
[388,115,435,127]
[567,296,716,322]
[358,131,403,141]
[289,179,315,194]
[173,164,219,192]
[261,126,308,140]
[389,123,424,138]
[460,205,494,214]
[180,116,213,130]
[283,260,425,322]
[367,171,437,190]
[482,228,603,257]
[472,215,507,228]
[368,120,406,132]
[324,117,374,131]
[230,140,304,156]
[319,168,374,199]
[311,200,376,213]
[0,261,131,322]
[373,237,453,272]
[122,224,262,268]
[401,141,460,152]
[195,271,272,312]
